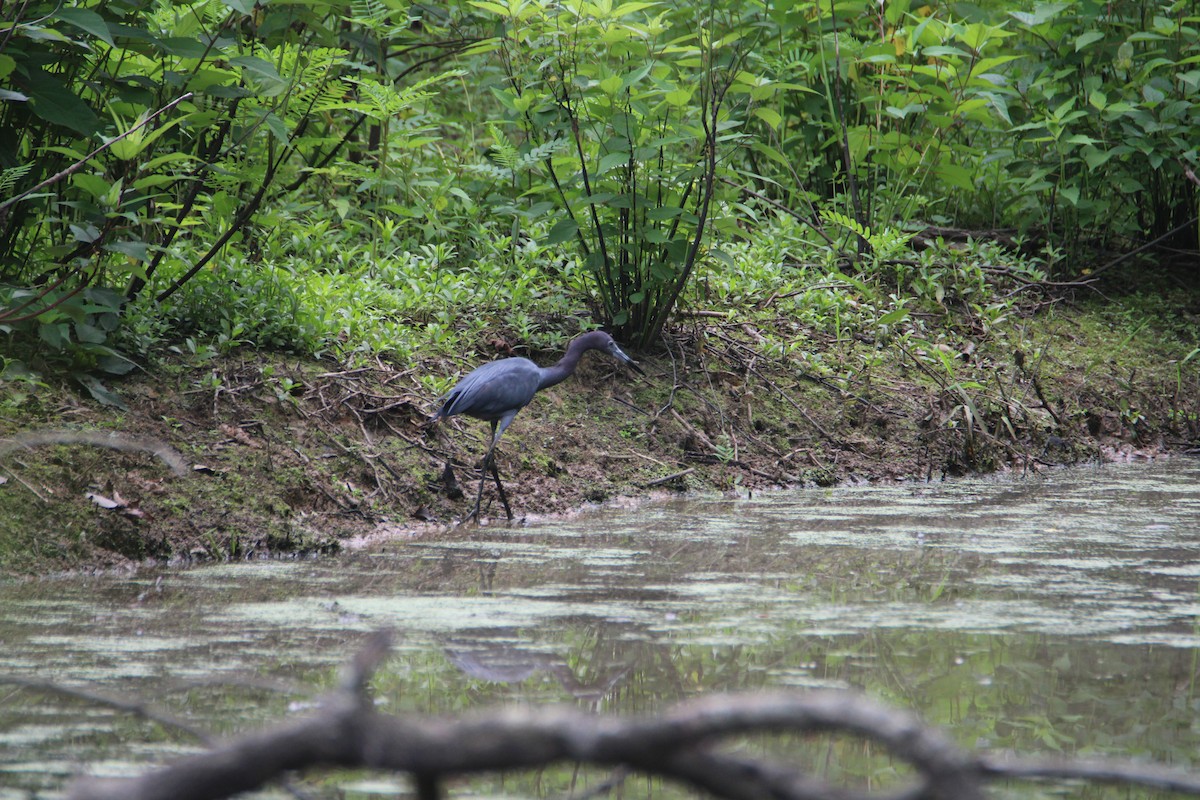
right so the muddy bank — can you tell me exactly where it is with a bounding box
[1,297,1197,574]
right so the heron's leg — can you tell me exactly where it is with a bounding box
[489,459,513,520]
[466,421,500,524]
[487,414,516,519]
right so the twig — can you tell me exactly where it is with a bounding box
[1088,213,1200,280]
[645,467,694,487]
[0,94,193,213]
[0,461,47,501]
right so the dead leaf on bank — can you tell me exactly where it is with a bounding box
[86,489,148,520]
[218,423,260,448]
[87,491,122,510]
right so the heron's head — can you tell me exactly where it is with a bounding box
[568,331,643,374]
[602,335,645,375]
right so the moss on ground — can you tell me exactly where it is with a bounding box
[1,292,1198,574]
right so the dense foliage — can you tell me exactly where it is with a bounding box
[0,0,1196,397]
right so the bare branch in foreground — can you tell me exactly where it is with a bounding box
[0,676,211,745]
[0,430,190,476]
[979,754,1200,795]
[60,633,1200,800]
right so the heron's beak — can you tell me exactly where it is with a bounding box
[611,344,646,375]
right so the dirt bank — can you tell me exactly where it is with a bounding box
[1,294,1197,574]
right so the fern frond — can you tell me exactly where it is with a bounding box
[0,164,33,198]
[517,137,569,169]
[463,162,515,181]
[819,208,915,258]
[820,208,871,240]
[351,0,388,24]
[487,122,520,170]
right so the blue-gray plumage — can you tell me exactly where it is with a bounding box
[434,330,644,521]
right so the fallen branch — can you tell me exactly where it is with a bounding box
[60,632,1200,800]
[0,430,189,476]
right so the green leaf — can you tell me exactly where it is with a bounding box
[54,8,115,47]
[612,2,656,17]
[749,141,791,168]
[1009,3,1070,27]
[132,174,183,191]
[885,103,925,119]
[75,322,107,344]
[157,37,213,58]
[935,163,974,191]
[642,228,669,244]
[98,354,138,376]
[709,248,735,268]
[264,112,290,142]
[69,223,101,244]
[922,45,966,59]
[1074,31,1104,51]
[26,70,100,135]
[621,62,653,90]
[39,322,70,349]
[1084,148,1114,169]
[72,173,111,200]
[0,55,15,81]
[221,0,257,14]
[75,374,128,409]
[664,88,693,106]
[230,56,285,89]
[84,287,124,314]
[599,75,622,95]
[204,85,254,99]
[104,241,151,261]
[645,206,684,221]
[468,0,511,16]
[596,152,629,175]
[753,107,782,129]
[545,218,579,245]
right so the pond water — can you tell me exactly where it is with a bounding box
[3,458,1200,798]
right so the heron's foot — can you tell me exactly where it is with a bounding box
[453,508,481,528]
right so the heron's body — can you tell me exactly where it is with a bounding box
[433,331,642,521]
[437,357,544,434]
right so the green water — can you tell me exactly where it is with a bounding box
[3,459,1200,798]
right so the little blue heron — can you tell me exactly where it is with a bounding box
[433,331,644,522]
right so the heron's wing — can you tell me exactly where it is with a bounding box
[437,358,541,422]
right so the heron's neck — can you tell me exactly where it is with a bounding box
[537,347,584,391]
